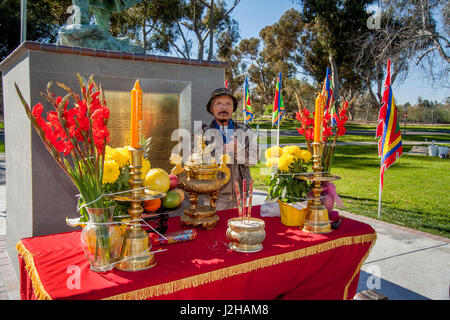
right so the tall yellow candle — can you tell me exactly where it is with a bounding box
[131,80,143,149]
[314,93,323,143]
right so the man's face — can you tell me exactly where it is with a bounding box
[210,95,234,123]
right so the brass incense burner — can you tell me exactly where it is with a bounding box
[226,217,266,253]
[170,152,230,230]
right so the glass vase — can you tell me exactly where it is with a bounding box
[80,206,123,272]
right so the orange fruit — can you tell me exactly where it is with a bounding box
[143,198,161,212]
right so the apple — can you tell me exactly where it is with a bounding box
[169,174,179,190]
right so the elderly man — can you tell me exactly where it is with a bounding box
[197,88,258,211]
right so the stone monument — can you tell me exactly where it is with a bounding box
[58,0,144,52]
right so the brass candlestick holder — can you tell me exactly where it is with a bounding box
[108,148,166,271]
[296,142,340,234]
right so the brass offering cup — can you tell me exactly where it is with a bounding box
[170,158,230,230]
[226,218,266,253]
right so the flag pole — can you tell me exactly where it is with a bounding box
[277,125,280,148]
[20,0,27,43]
[377,167,382,219]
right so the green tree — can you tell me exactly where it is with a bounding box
[175,0,240,60]
[355,0,449,109]
[0,0,72,60]
[223,9,314,116]
[109,0,241,60]
[109,0,183,54]
[294,0,374,105]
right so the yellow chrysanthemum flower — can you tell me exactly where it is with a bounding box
[282,145,302,158]
[102,160,120,184]
[300,150,312,163]
[278,154,296,172]
[105,145,114,160]
[265,157,279,168]
[110,147,129,168]
[140,158,151,180]
[265,146,283,159]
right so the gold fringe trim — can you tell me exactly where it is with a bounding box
[15,240,52,300]
[343,234,377,300]
[105,232,377,300]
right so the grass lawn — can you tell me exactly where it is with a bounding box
[254,120,450,145]
[331,145,450,238]
[251,143,450,239]
[261,132,450,145]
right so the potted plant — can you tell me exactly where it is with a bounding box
[265,145,312,226]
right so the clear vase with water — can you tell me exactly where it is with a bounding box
[80,206,123,272]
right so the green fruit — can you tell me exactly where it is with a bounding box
[162,190,182,209]
[171,188,185,202]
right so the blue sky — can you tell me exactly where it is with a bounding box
[230,0,450,105]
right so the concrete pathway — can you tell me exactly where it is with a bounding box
[0,153,20,300]
[341,211,449,300]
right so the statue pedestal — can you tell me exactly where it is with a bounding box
[0,41,226,277]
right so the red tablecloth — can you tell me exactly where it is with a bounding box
[17,206,376,300]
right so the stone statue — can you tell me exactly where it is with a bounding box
[57,0,144,53]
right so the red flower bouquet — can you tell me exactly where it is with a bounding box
[15,76,132,272]
[296,100,350,172]
[15,74,111,218]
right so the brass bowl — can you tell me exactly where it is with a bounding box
[226,217,266,253]
[185,163,219,180]
[171,159,231,230]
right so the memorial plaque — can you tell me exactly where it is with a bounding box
[104,91,179,172]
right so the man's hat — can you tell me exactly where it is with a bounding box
[206,88,238,114]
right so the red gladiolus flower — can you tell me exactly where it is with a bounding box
[337,126,346,136]
[323,126,333,138]
[32,103,47,129]
[305,128,314,141]
[16,75,116,213]
[324,111,331,122]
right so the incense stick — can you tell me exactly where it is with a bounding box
[235,181,242,220]
[242,179,247,222]
[247,180,253,223]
